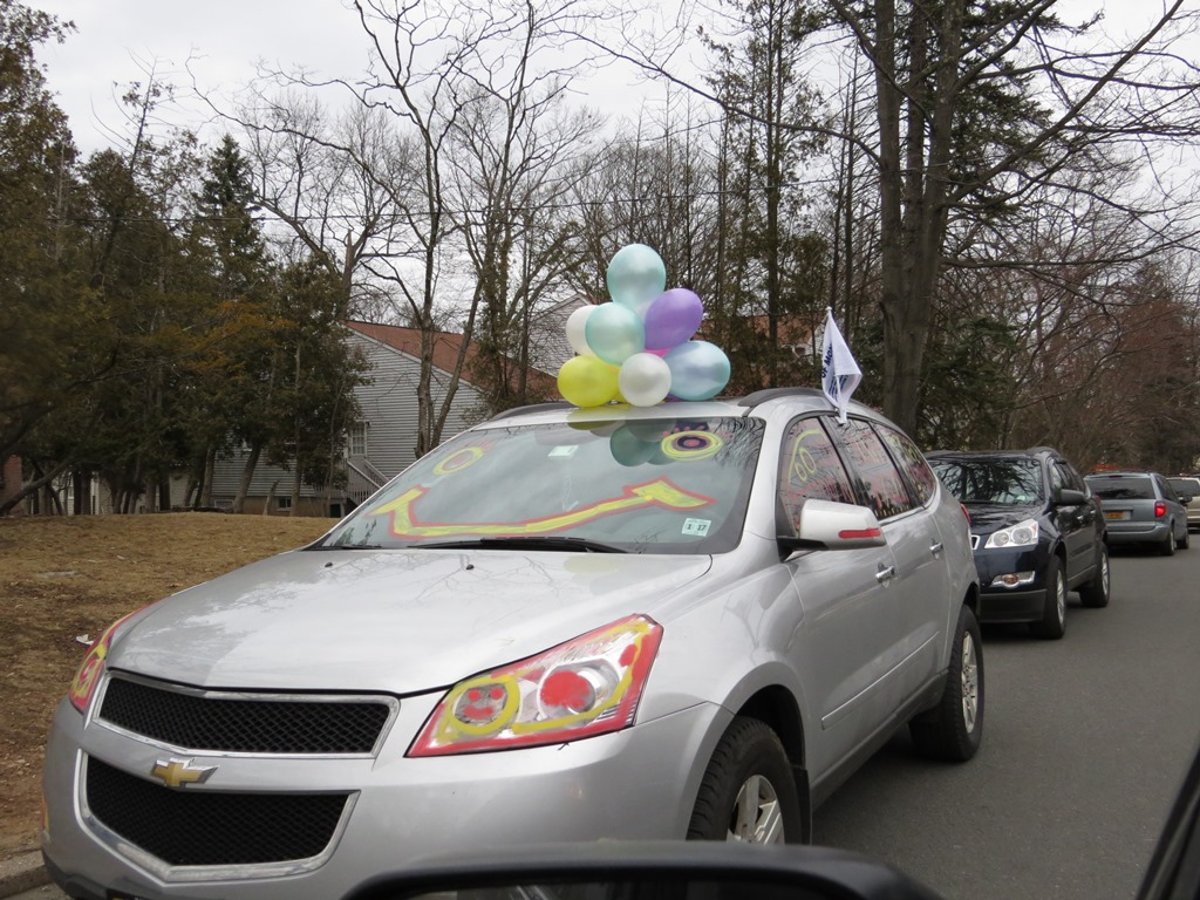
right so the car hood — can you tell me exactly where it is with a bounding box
[107,549,712,693]
[965,503,1044,534]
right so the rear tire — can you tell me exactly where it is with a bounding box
[1079,543,1110,608]
[1161,527,1177,556]
[687,717,803,844]
[1029,556,1066,639]
[910,604,984,762]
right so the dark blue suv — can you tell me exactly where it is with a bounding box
[928,447,1109,639]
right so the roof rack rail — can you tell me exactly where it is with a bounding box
[487,401,573,422]
[737,387,827,407]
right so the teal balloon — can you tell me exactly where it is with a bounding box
[606,244,667,317]
[585,301,645,365]
[609,425,660,467]
[665,341,731,401]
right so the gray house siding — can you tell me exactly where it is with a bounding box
[350,330,487,478]
[211,327,489,514]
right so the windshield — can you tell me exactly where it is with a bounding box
[317,416,765,554]
[931,457,1043,505]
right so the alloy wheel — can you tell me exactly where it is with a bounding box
[727,774,784,843]
[961,632,979,733]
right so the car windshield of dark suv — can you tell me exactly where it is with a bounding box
[317,416,765,554]
[931,458,1043,505]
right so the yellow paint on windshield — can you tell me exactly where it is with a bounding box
[372,478,714,538]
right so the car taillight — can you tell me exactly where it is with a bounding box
[1155,501,1167,518]
[960,503,971,525]
[409,614,662,756]
[68,610,139,713]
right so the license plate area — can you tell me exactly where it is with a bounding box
[1104,510,1130,521]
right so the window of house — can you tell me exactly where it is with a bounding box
[348,423,367,457]
[277,496,292,511]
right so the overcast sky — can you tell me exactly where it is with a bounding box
[30,0,679,156]
[28,1,1189,159]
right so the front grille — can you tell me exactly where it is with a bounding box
[86,757,349,866]
[99,676,391,754]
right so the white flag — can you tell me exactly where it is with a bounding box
[821,307,862,424]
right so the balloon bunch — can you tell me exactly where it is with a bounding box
[557,244,732,408]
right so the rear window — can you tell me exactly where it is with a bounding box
[1086,476,1155,500]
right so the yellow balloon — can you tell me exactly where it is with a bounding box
[558,356,620,408]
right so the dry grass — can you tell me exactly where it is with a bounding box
[0,512,334,858]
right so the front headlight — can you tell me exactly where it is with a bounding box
[67,609,140,713]
[984,519,1039,549]
[408,614,662,756]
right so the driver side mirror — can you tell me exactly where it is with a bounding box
[778,499,887,556]
[1053,488,1087,506]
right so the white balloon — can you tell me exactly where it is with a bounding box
[566,305,596,356]
[618,352,672,407]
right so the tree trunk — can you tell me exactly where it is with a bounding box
[0,460,70,516]
[290,463,301,517]
[232,443,262,514]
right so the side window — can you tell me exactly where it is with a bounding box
[1048,462,1066,494]
[1070,465,1089,494]
[834,419,917,520]
[778,417,857,531]
[877,424,938,506]
[1159,477,1178,502]
[1053,462,1077,494]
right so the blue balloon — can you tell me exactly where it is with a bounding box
[606,244,667,317]
[585,302,645,365]
[665,341,731,401]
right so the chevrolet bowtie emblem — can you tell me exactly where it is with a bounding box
[150,758,216,789]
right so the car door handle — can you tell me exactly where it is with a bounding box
[875,564,896,584]
[929,542,944,557]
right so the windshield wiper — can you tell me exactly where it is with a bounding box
[308,542,384,551]
[416,536,628,553]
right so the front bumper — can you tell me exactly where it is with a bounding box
[42,689,724,900]
[971,542,1051,624]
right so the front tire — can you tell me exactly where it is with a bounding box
[910,604,984,761]
[1079,543,1110,608]
[1029,555,1067,639]
[687,717,803,844]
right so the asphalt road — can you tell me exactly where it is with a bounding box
[16,544,1200,900]
[815,543,1200,899]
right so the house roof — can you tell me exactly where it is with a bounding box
[344,320,556,395]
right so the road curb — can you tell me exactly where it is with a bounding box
[0,852,49,897]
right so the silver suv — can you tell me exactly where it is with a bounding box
[43,390,982,900]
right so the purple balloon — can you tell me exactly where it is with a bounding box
[644,288,703,350]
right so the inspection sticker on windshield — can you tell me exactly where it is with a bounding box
[548,445,578,458]
[682,518,711,537]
